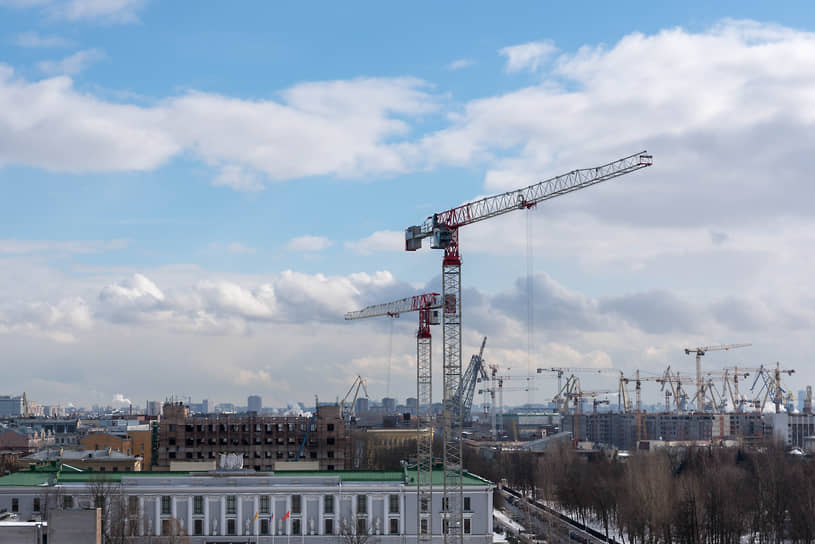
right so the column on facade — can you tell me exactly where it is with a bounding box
[220,496,226,537]
[286,495,292,535]
[318,493,324,536]
[303,494,309,536]
[237,495,243,535]
[254,495,260,535]
[187,496,193,535]
[399,492,405,535]
[154,497,161,536]
[204,498,210,536]
[171,496,177,524]
[367,495,373,534]
[138,497,145,537]
[350,492,357,536]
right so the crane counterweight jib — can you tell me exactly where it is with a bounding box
[345,293,442,320]
[404,151,653,251]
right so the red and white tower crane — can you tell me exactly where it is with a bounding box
[345,293,441,542]
[405,151,653,542]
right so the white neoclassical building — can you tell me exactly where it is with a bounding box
[0,465,493,543]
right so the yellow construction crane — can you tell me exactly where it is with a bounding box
[684,344,751,411]
[620,370,669,441]
[537,367,618,413]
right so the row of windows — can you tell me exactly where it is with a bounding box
[168,423,335,433]
[174,494,400,516]
[166,450,334,460]
[185,516,400,537]
[169,437,334,447]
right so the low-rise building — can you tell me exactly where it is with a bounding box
[19,449,141,472]
[0,465,493,542]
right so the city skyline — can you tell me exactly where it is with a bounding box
[1,2,815,408]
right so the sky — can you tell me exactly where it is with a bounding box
[1,0,815,409]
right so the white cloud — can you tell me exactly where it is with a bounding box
[286,235,333,252]
[38,48,106,75]
[226,242,256,255]
[0,239,128,255]
[1,0,149,22]
[344,230,403,255]
[13,31,73,48]
[0,71,436,183]
[0,297,92,343]
[448,58,475,70]
[212,165,263,192]
[499,40,556,73]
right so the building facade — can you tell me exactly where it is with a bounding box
[0,467,493,543]
[157,403,350,471]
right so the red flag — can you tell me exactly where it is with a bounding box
[282,511,290,521]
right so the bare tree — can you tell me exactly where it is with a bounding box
[339,516,376,544]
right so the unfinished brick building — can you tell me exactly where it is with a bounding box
[157,403,349,471]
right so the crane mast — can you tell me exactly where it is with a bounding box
[345,293,441,543]
[405,151,652,544]
[684,343,751,411]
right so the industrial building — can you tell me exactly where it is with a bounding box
[0,464,494,542]
[156,402,350,471]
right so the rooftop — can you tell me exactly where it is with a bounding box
[0,464,492,488]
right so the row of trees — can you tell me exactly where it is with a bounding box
[464,443,815,544]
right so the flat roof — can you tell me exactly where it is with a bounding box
[0,466,492,488]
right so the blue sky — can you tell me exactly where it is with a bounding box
[2,0,815,409]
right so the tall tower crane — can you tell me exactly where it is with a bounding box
[345,293,441,542]
[684,344,751,411]
[404,151,652,542]
[620,370,669,441]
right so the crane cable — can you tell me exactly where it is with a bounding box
[386,316,394,405]
[526,209,534,407]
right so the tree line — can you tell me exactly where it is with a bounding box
[463,442,815,544]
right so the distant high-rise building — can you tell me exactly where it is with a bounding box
[0,395,25,417]
[405,397,418,414]
[202,399,210,414]
[248,395,262,413]
[355,397,369,414]
[146,401,161,417]
[798,390,806,412]
[382,397,396,415]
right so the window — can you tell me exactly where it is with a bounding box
[420,497,429,512]
[327,464,334,471]
[194,519,203,536]
[292,518,301,535]
[357,495,367,514]
[327,423,335,431]
[325,518,334,535]
[194,496,203,515]
[357,517,366,534]
[464,518,471,534]
[291,495,301,514]
[324,495,334,514]
[327,450,334,458]
[389,494,399,514]
[420,518,428,535]
[33,497,40,512]
[63,496,73,509]
[227,518,236,535]
[260,496,269,514]
[161,496,171,515]
[128,496,139,515]
[390,518,399,534]
[327,437,335,445]
[442,497,449,511]
[443,519,449,534]
[11,498,18,512]
[226,495,236,515]
[261,519,269,535]
[464,496,471,511]
[168,424,176,432]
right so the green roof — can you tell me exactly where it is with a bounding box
[0,465,492,487]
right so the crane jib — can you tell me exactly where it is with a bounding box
[404,151,652,250]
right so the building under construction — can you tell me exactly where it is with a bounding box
[156,402,350,471]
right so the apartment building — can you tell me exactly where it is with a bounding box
[157,403,349,471]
